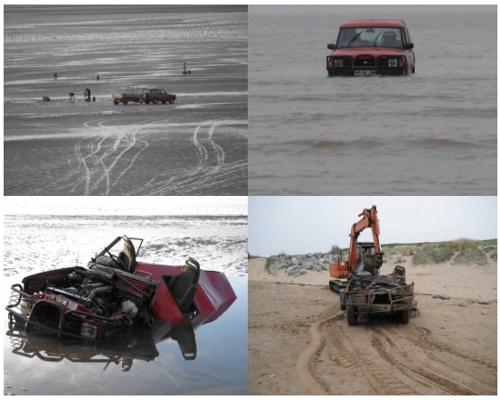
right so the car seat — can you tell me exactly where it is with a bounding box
[382,31,398,47]
[167,258,201,315]
[117,236,136,273]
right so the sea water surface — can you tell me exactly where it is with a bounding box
[249,5,496,195]
[3,214,247,395]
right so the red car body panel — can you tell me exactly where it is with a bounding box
[340,19,406,28]
[330,47,406,58]
[135,262,237,325]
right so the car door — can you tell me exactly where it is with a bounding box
[160,89,167,101]
[404,28,415,67]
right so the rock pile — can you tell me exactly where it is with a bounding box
[267,253,342,277]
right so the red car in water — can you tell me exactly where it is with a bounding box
[6,236,236,341]
[143,88,176,104]
[326,19,416,76]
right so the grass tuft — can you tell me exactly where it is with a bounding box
[490,248,497,260]
[453,246,487,266]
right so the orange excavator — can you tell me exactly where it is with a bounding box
[330,205,383,280]
[329,206,414,325]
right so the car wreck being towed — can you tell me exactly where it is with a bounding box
[6,236,236,341]
[326,19,416,76]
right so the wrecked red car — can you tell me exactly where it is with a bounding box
[6,236,236,342]
[326,19,416,76]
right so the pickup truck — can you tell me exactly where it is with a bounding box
[326,19,416,76]
[112,88,177,105]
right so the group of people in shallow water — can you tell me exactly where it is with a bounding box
[66,63,191,103]
[69,88,95,103]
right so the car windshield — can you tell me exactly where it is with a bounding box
[337,27,403,49]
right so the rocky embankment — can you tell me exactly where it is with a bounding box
[267,253,339,276]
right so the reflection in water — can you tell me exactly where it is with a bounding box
[6,320,200,374]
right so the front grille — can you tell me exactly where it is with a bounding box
[354,55,375,67]
[377,57,389,67]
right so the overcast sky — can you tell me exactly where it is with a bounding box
[5,197,247,216]
[249,197,497,256]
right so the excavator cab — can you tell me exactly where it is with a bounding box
[354,242,383,277]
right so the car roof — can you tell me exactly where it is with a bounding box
[340,19,406,28]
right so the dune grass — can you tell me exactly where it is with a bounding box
[482,246,496,253]
[491,248,497,260]
[413,244,455,265]
[453,246,488,266]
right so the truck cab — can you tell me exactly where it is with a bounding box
[326,19,415,76]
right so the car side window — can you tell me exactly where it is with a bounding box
[160,90,166,94]
[152,90,157,95]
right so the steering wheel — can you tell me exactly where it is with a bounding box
[106,250,126,270]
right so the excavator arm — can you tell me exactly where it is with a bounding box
[348,206,383,272]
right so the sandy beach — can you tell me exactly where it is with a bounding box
[248,253,497,395]
[4,5,248,195]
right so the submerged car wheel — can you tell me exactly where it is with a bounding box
[161,100,166,104]
[412,65,415,73]
[153,99,158,104]
[347,305,357,326]
[169,98,175,104]
[400,310,409,324]
[145,100,150,104]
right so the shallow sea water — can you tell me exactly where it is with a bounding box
[249,5,496,195]
[3,214,248,395]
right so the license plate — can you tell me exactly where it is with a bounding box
[354,70,375,76]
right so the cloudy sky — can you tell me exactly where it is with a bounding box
[249,197,497,256]
[5,196,247,216]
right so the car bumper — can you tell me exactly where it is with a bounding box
[6,284,127,341]
[343,283,415,315]
[327,67,406,76]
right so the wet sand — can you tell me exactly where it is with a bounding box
[248,256,497,395]
[4,5,248,195]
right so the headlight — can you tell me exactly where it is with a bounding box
[81,322,97,339]
[334,59,343,67]
[388,59,397,67]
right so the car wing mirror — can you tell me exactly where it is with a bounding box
[327,44,336,50]
[405,43,414,50]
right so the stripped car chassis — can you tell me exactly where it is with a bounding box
[7,284,127,341]
[341,283,415,315]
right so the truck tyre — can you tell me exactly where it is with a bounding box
[340,294,346,311]
[114,100,119,105]
[347,305,357,326]
[123,99,128,105]
[145,100,150,105]
[400,310,409,324]
[169,98,175,104]
[153,99,158,105]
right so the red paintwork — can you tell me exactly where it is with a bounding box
[135,262,237,325]
[340,19,405,28]
[331,47,406,57]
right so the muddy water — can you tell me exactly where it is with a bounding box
[3,214,248,394]
[249,5,496,195]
